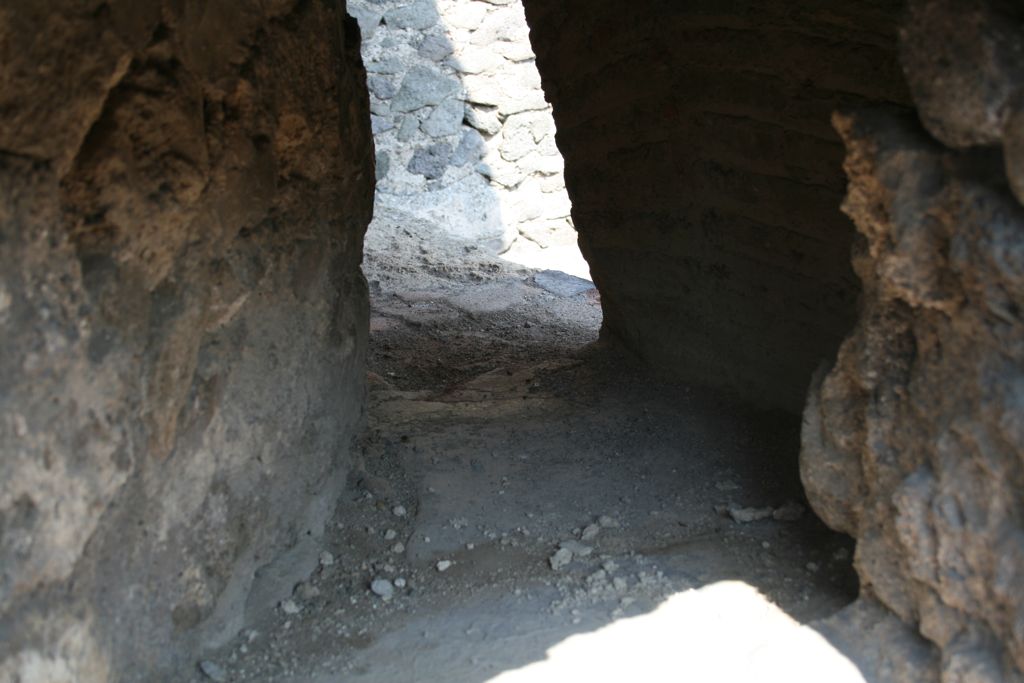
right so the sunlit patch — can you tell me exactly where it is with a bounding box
[488,582,865,683]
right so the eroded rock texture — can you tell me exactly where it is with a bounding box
[0,1,373,680]
[523,0,912,410]
[801,2,1024,677]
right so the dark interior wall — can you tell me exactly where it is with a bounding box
[0,1,372,679]
[523,0,912,410]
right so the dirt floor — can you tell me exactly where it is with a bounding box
[206,206,868,682]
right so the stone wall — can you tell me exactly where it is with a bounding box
[523,0,912,411]
[0,1,373,680]
[349,0,573,253]
[802,1,1024,680]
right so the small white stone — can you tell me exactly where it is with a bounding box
[199,660,227,682]
[384,529,398,541]
[395,577,407,588]
[559,540,592,557]
[598,515,619,528]
[466,543,475,550]
[549,547,573,571]
[319,551,335,566]
[580,524,601,541]
[436,560,453,572]
[728,506,773,524]
[392,542,405,554]
[371,577,395,600]
[393,505,408,517]
[280,599,301,615]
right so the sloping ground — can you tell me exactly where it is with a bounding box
[196,207,881,682]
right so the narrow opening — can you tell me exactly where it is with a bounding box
[216,2,907,681]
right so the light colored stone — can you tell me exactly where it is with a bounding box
[559,540,593,557]
[443,3,490,30]
[418,34,453,61]
[347,5,382,40]
[421,98,465,138]
[199,660,228,682]
[448,47,504,75]
[549,547,573,571]
[384,0,438,30]
[729,507,774,524]
[391,67,460,113]
[464,105,502,136]
[370,578,395,600]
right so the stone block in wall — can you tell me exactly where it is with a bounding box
[352,0,574,254]
[408,142,454,179]
[422,97,466,137]
[391,66,460,112]
[384,0,439,30]
[418,34,455,61]
[445,2,490,31]
[465,104,503,135]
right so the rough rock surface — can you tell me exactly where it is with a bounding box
[798,3,1024,680]
[802,107,1024,682]
[0,1,373,680]
[523,0,912,410]
[352,0,575,252]
[901,0,1024,209]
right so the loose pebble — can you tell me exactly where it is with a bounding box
[728,506,773,523]
[393,505,408,517]
[559,540,592,557]
[371,578,395,600]
[198,660,227,682]
[549,547,573,571]
[280,599,301,615]
[436,560,453,572]
[319,551,335,566]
